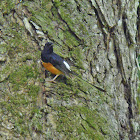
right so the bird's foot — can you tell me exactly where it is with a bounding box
[46,80,57,83]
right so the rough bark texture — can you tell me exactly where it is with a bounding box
[0,0,139,139]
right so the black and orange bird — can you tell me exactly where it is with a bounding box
[41,42,71,82]
[41,42,106,92]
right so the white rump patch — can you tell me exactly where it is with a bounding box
[63,61,71,71]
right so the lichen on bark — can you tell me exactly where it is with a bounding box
[0,0,139,139]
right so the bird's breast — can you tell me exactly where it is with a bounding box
[42,62,63,75]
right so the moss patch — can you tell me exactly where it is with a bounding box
[54,105,109,139]
[9,65,38,91]
[0,0,16,14]
[1,64,42,136]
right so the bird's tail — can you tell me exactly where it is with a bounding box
[70,71,106,92]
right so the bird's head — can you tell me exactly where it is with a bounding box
[44,42,53,54]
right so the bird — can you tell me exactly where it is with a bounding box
[41,42,71,82]
[41,42,106,92]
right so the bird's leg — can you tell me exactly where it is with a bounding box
[47,74,60,83]
[53,74,60,81]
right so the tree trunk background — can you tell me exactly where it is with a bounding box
[0,0,139,139]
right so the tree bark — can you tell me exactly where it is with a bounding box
[0,0,139,139]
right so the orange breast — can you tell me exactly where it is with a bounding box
[42,62,63,75]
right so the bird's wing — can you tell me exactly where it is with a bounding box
[48,53,71,75]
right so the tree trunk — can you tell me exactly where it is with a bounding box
[0,0,139,139]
